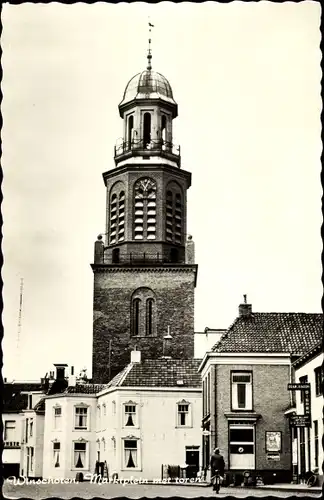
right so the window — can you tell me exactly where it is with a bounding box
[300,426,306,475]
[177,403,189,426]
[299,376,308,403]
[54,406,62,430]
[165,183,183,245]
[314,366,323,396]
[314,420,319,468]
[29,420,33,437]
[128,115,134,148]
[123,439,138,468]
[131,287,156,337]
[73,441,87,469]
[30,447,34,471]
[133,178,156,240]
[112,401,116,415]
[25,419,29,443]
[74,406,88,430]
[229,425,255,470]
[207,373,211,415]
[53,442,60,468]
[146,299,154,336]
[109,188,125,245]
[124,403,137,427]
[4,421,15,441]
[161,115,167,145]
[97,405,101,430]
[231,372,252,410]
[143,112,151,148]
[28,395,33,409]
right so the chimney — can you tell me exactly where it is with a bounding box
[239,294,252,317]
[54,364,68,380]
[68,366,76,387]
[131,349,141,364]
[94,235,104,264]
[185,235,195,264]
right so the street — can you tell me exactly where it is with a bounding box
[3,480,321,499]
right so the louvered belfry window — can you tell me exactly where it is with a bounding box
[165,186,183,243]
[134,178,156,240]
[110,190,125,244]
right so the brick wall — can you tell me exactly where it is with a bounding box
[92,266,196,383]
[215,364,291,475]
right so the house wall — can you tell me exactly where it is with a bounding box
[96,388,202,480]
[295,351,323,481]
[3,413,23,471]
[20,411,44,478]
[43,395,97,480]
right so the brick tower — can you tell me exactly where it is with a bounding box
[91,47,198,383]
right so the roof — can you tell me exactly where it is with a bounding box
[65,384,106,394]
[212,313,323,356]
[293,340,323,368]
[3,382,43,413]
[34,398,46,413]
[108,358,202,388]
[120,70,176,107]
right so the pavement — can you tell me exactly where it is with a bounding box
[3,478,322,499]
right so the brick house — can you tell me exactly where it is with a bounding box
[199,300,323,485]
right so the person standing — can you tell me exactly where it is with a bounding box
[210,448,225,493]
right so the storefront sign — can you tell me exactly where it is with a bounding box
[267,452,280,461]
[290,414,311,427]
[287,383,310,390]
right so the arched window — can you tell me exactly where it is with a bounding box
[165,183,183,244]
[132,299,141,337]
[131,288,156,337]
[109,187,125,245]
[134,178,156,240]
[143,113,151,148]
[146,299,154,336]
[128,115,134,148]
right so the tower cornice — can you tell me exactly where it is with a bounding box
[102,163,191,188]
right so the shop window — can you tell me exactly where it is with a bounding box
[231,372,252,410]
[229,424,255,470]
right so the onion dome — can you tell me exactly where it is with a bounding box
[119,70,177,107]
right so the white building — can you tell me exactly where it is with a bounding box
[291,341,323,484]
[40,354,202,481]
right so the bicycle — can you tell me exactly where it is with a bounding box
[306,468,319,487]
[211,469,222,494]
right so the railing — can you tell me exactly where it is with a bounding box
[4,441,20,448]
[114,139,180,159]
[103,252,184,265]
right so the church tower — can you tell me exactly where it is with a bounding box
[91,44,198,383]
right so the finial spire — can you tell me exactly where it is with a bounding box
[147,19,154,70]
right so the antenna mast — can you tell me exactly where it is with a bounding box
[17,278,24,351]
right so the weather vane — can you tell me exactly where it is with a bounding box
[147,18,154,70]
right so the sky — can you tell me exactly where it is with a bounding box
[1,2,322,380]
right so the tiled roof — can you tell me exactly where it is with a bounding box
[106,365,132,388]
[65,384,106,394]
[120,358,202,388]
[213,313,323,356]
[34,397,46,412]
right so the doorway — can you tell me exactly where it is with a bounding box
[186,446,200,479]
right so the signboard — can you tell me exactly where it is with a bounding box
[287,383,310,390]
[267,452,280,462]
[266,431,281,452]
[290,415,311,427]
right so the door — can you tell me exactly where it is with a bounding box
[186,447,200,479]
